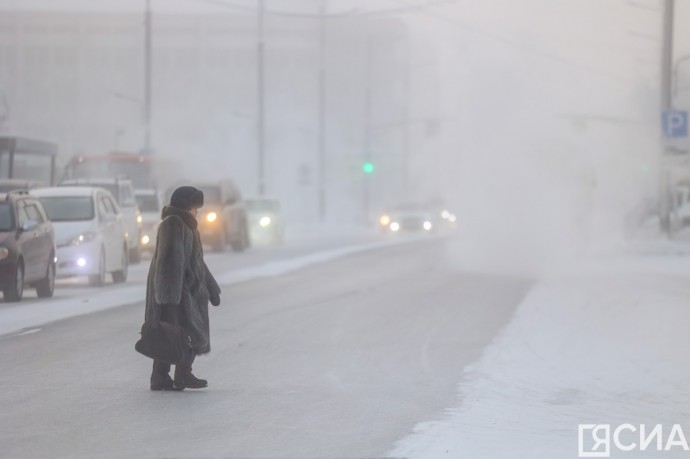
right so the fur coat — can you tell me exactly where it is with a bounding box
[145,205,221,355]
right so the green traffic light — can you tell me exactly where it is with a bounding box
[362,162,375,174]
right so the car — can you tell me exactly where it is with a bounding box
[245,197,285,244]
[180,181,250,252]
[0,191,56,301]
[59,178,143,263]
[0,179,45,193]
[378,203,436,234]
[32,186,128,286]
[134,188,163,254]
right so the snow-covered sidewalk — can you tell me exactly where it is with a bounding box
[390,253,690,458]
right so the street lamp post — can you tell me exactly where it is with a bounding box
[257,0,266,197]
[673,55,690,100]
[143,0,152,154]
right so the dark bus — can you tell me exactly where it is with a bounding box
[0,135,58,185]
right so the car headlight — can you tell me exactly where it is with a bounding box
[423,221,432,231]
[0,247,8,260]
[259,216,271,227]
[206,212,218,223]
[69,232,98,246]
[136,214,143,224]
[141,234,151,245]
[379,215,391,226]
[390,222,400,232]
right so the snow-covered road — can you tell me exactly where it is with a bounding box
[0,235,530,458]
[5,227,685,459]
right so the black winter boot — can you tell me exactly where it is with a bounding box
[151,360,181,391]
[173,352,207,390]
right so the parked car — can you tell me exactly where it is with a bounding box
[245,197,285,244]
[134,188,163,254]
[378,203,436,234]
[0,191,56,301]
[182,181,250,252]
[33,186,128,286]
[0,179,45,193]
[59,178,142,263]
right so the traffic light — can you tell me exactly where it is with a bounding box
[362,161,375,174]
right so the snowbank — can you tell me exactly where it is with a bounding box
[389,255,690,458]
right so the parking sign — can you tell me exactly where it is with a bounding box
[662,110,688,138]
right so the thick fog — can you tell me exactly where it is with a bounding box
[4,2,690,458]
[0,0,684,262]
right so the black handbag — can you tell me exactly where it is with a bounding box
[135,320,192,364]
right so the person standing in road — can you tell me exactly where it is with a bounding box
[145,186,221,391]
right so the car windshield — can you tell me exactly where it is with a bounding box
[39,197,94,222]
[246,200,279,212]
[135,194,159,213]
[0,203,14,230]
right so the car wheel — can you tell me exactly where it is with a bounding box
[88,249,106,287]
[35,258,55,298]
[231,227,248,252]
[4,260,24,302]
[112,246,128,283]
[211,231,226,253]
[128,246,141,264]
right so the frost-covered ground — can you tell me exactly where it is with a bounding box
[390,243,690,459]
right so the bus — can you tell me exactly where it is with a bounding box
[0,135,58,185]
[62,152,178,191]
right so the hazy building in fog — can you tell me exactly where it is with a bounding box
[0,8,450,223]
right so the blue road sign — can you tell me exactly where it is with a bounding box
[662,110,688,138]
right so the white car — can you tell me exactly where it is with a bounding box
[134,188,163,254]
[245,197,285,244]
[32,186,128,286]
[59,178,142,263]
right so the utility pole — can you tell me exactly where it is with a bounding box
[317,0,327,221]
[402,34,411,198]
[257,0,266,196]
[660,0,674,234]
[363,29,373,224]
[143,0,152,154]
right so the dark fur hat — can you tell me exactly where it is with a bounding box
[170,186,204,209]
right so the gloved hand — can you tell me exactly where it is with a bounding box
[210,292,221,306]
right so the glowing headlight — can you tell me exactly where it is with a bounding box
[76,258,87,267]
[136,215,143,224]
[259,216,272,227]
[206,212,218,223]
[390,222,400,232]
[441,210,450,220]
[141,235,151,245]
[423,221,432,231]
[379,215,391,226]
[0,247,8,260]
[69,232,97,246]
[448,214,457,223]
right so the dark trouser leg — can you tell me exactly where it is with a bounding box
[174,350,207,389]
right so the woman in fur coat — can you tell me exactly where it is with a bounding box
[145,186,221,391]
